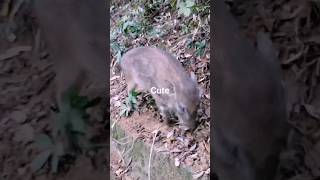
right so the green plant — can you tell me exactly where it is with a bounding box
[187,39,206,56]
[120,90,139,117]
[193,4,210,16]
[122,20,142,37]
[110,42,126,64]
[31,134,64,174]
[194,39,206,56]
[31,89,102,174]
[177,0,195,17]
[169,0,178,9]
[143,0,165,17]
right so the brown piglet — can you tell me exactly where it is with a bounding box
[120,47,201,130]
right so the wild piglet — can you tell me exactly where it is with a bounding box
[121,47,201,130]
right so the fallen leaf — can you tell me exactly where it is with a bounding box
[174,158,180,167]
[11,110,27,123]
[0,46,32,61]
[193,171,205,179]
[282,48,306,65]
[304,104,320,119]
[205,168,210,174]
[170,148,182,153]
[115,168,123,176]
[114,101,121,107]
[189,143,197,151]
[166,130,174,138]
[189,153,198,159]
[13,124,34,144]
[110,76,120,81]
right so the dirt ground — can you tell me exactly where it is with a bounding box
[0,1,107,180]
[110,0,320,180]
[1,0,319,180]
[110,1,210,178]
[110,0,210,179]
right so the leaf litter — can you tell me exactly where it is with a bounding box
[110,0,210,179]
[230,0,320,179]
[0,1,108,180]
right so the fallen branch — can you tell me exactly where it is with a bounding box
[148,127,160,180]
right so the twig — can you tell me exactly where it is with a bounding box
[118,135,132,142]
[111,118,121,129]
[172,33,193,44]
[122,137,138,158]
[9,0,25,21]
[0,46,32,61]
[148,127,160,180]
[115,147,125,164]
[192,19,202,41]
[112,137,132,145]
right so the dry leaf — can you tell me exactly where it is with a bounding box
[205,168,210,175]
[115,168,123,176]
[189,144,197,152]
[170,148,182,153]
[193,171,205,179]
[11,110,27,123]
[174,158,180,167]
[110,76,120,81]
[304,104,320,119]
[166,130,174,138]
[189,153,198,159]
[13,124,34,144]
[0,46,32,61]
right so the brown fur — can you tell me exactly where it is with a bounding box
[121,47,200,129]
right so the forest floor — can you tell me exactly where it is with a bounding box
[230,0,320,179]
[110,0,210,179]
[0,1,107,180]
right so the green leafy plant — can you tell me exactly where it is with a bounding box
[121,19,142,38]
[31,134,64,174]
[194,39,206,56]
[31,88,101,174]
[120,90,139,117]
[193,4,210,16]
[169,0,178,9]
[187,39,206,56]
[143,0,165,18]
[177,0,195,17]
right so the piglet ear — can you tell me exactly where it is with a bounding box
[190,72,197,83]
